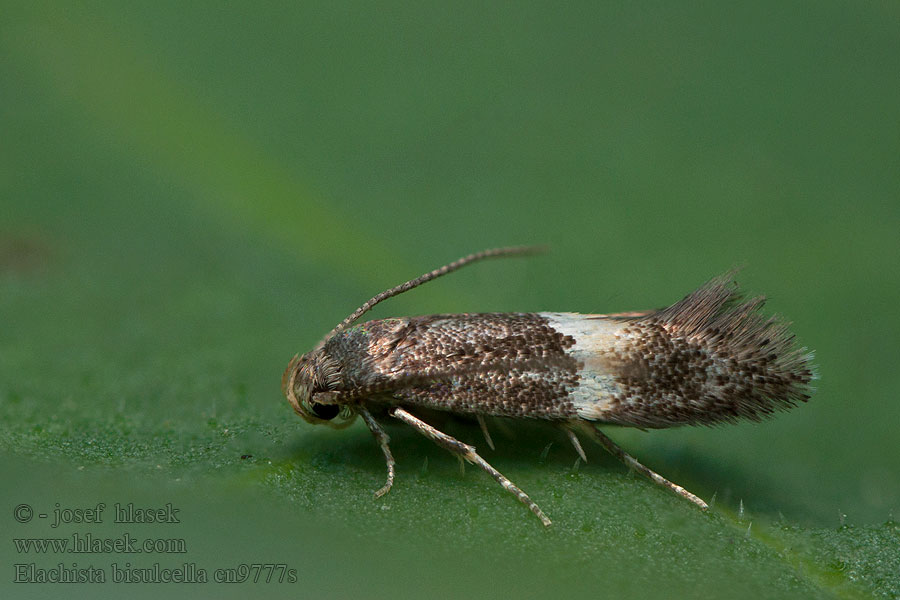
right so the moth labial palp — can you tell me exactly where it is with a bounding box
[282,246,816,527]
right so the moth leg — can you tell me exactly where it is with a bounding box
[476,415,495,450]
[390,407,552,527]
[580,424,708,510]
[563,427,587,462]
[358,406,395,498]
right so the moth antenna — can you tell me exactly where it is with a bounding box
[318,245,546,346]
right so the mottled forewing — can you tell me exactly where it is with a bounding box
[324,314,581,419]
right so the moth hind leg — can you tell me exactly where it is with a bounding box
[390,407,552,527]
[563,426,587,462]
[577,422,708,510]
[476,415,495,450]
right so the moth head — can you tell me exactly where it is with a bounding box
[282,351,356,428]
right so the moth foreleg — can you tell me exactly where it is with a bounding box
[578,423,709,510]
[358,406,395,498]
[390,407,552,527]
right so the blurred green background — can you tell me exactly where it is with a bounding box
[2,1,898,598]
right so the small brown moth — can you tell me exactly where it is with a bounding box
[282,247,815,526]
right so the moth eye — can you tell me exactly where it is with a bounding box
[310,402,340,421]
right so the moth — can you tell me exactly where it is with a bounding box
[282,246,815,526]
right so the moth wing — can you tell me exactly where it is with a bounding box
[357,313,580,419]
